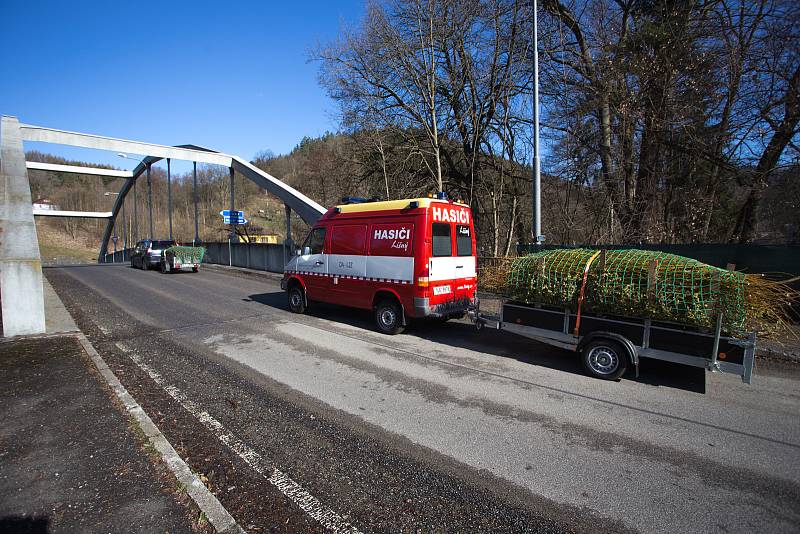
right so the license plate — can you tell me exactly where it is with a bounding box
[433,285,451,295]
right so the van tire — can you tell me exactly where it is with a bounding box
[375,299,404,335]
[288,286,306,314]
[581,339,628,380]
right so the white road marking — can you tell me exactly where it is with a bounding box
[116,342,361,534]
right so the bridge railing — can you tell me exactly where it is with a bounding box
[203,242,288,273]
[101,242,291,274]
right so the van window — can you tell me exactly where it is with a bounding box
[456,225,472,256]
[432,223,452,257]
[331,225,367,255]
[302,228,326,254]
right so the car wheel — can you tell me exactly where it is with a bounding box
[160,260,168,274]
[287,286,306,314]
[375,299,404,335]
[581,339,628,380]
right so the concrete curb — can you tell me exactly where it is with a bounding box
[75,333,246,534]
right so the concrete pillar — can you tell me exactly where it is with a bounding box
[0,116,46,336]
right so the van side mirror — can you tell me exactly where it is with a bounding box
[295,249,302,256]
[303,246,311,255]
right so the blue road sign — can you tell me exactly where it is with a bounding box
[223,215,247,225]
[220,210,246,225]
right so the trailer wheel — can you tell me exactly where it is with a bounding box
[287,286,306,314]
[375,299,404,335]
[192,266,199,273]
[581,339,628,380]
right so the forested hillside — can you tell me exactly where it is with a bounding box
[28,0,800,257]
[30,131,797,262]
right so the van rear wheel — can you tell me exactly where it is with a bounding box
[375,299,404,335]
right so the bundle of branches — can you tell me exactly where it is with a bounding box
[481,249,797,338]
[165,245,206,264]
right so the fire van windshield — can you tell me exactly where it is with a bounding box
[304,228,326,254]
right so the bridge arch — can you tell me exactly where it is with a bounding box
[0,115,326,335]
[12,122,325,261]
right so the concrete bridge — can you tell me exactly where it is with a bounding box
[0,115,325,336]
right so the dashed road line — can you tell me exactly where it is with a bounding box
[116,342,362,534]
[76,334,245,534]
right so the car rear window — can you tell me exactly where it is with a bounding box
[431,223,452,257]
[151,241,175,249]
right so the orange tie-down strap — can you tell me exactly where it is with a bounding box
[573,250,602,337]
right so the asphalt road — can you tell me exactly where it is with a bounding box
[46,264,800,533]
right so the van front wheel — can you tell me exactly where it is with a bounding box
[288,286,306,314]
[375,299,404,335]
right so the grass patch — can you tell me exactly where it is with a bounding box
[38,242,97,264]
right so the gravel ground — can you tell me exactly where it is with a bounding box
[0,336,205,533]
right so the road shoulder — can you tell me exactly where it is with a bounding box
[0,335,210,532]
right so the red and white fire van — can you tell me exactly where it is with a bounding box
[281,197,477,334]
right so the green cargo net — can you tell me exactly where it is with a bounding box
[506,249,747,334]
[164,245,206,264]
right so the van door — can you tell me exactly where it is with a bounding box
[429,223,456,295]
[328,224,368,306]
[296,227,329,299]
[452,223,477,300]
[428,221,477,313]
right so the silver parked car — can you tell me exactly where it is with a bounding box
[130,239,175,270]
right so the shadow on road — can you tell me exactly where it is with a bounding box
[245,290,705,392]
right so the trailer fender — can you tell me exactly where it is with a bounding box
[578,332,639,377]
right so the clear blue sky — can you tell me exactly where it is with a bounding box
[1,0,364,172]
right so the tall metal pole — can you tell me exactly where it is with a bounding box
[193,161,199,245]
[229,166,236,243]
[147,163,154,240]
[133,178,139,244]
[122,198,127,259]
[532,0,543,245]
[284,204,292,265]
[167,158,173,240]
[112,217,117,260]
